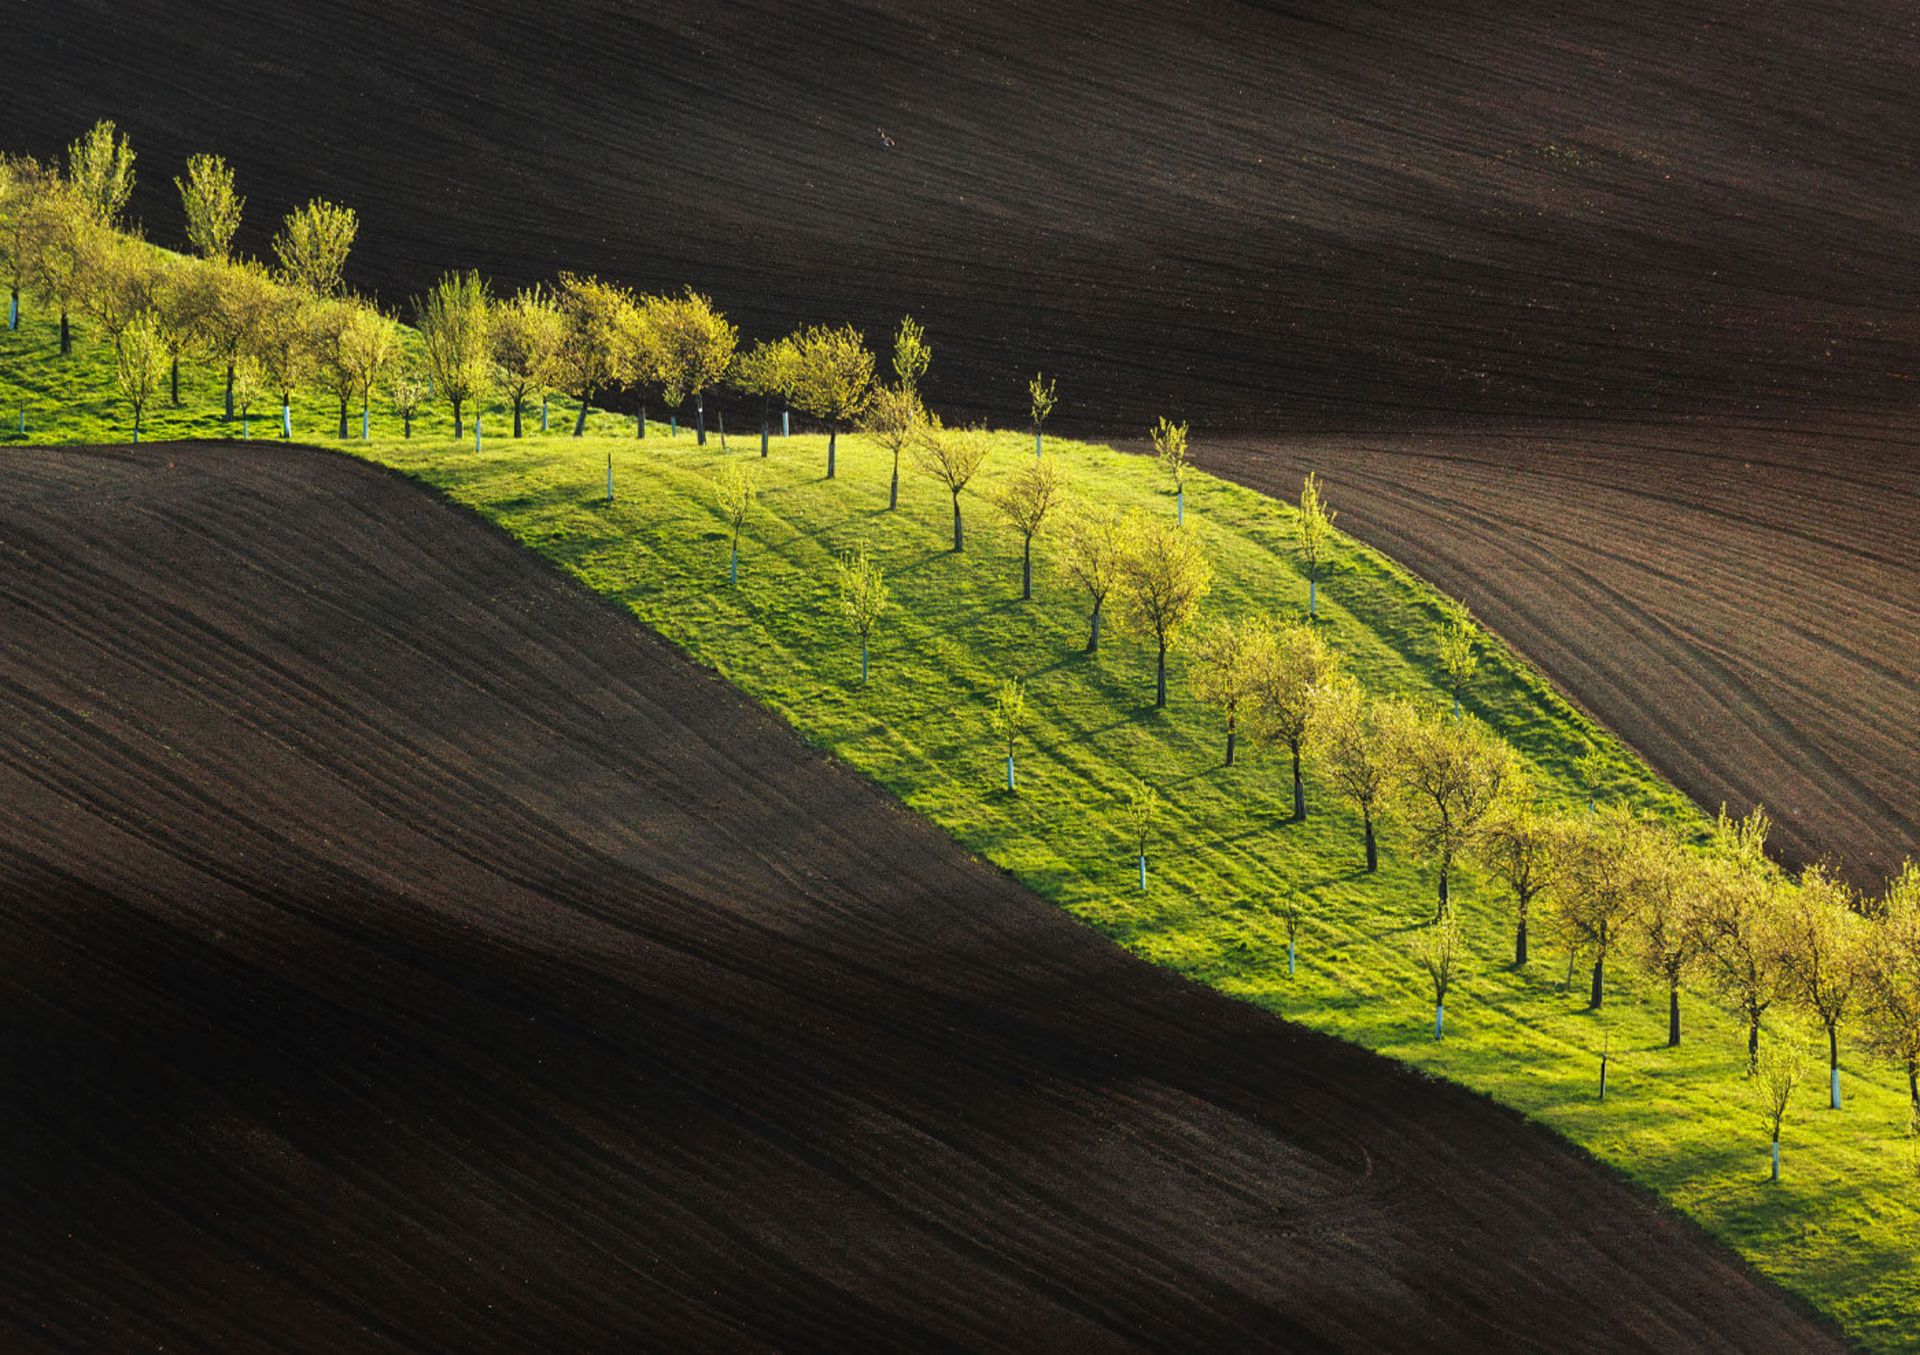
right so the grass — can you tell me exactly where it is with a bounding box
[5,304,1916,1346]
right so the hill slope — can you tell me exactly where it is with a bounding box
[0,441,1839,1351]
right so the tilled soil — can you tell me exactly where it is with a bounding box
[0,442,1840,1351]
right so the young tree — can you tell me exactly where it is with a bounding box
[272,198,358,297]
[310,297,362,438]
[252,287,318,438]
[646,288,738,445]
[1152,415,1192,524]
[1126,785,1160,892]
[988,678,1027,792]
[230,355,265,438]
[338,303,397,441]
[989,458,1067,598]
[391,372,426,439]
[735,336,798,456]
[1116,515,1212,708]
[1694,806,1789,1073]
[66,120,136,228]
[1187,617,1270,767]
[150,255,212,407]
[713,460,756,586]
[892,314,931,395]
[1751,1041,1805,1183]
[0,154,52,330]
[1437,612,1480,718]
[1268,886,1309,977]
[1474,792,1567,965]
[1635,830,1704,1046]
[1860,861,1920,1107]
[175,153,243,262]
[21,172,92,353]
[863,382,924,510]
[1775,866,1866,1110]
[1558,803,1656,1008]
[492,285,564,438]
[1248,619,1340,822]
[912,418,991,552]
[835,545,890,685]
[1576,745,1609,814]
[1382,704,1518,919]
[415,270,492,440]
[1416,912,1465,1040]
[1061,505,1123,654]
[1311,676,1397,872]
[197,256,277,418]
[790,323,875,478]
[553,273,635,437]
[1029,372,1056,458]
[1296,471,1337,620]
[113,310,169,443]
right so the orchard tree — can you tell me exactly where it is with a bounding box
[67,120,136,228]
[175,153,243,261]
[198,256,276,418]
[1776,866,1866,1110]
[713,460,756,586]
[1383,704,1518,919]
[1249,619,1340,821]
[272,198,358,297]
[1029,372,1056,458]
[1187,616,1270,767]
[1268,886,1310,978]
[230,355,266,438]
[1116,514,1213,708]
[892,314,931,394]
[1126,785,1160,892]
[415,270,492,440]
[1436,612,1480,718]
[647,288,738,445]
[554,273,634,436]
[113,310,169,443]
[391,372,426,439]
[1558,803,1656,1009]
[311,298,363,438]
[911,418,990,552]
[1152,415,1192,524]
[791,323,875,477]
[1861,861,1920,1107]
[22,171,91,353]
[252,287,318,438]
[1310,676,1397,872]
[988,678,1027,792]
[148,256,207,407]
[1061,505,1123,654]
[989,458,1067,598]
[1416,912,1464,1040]
[492,286,565,437]
[1296,471,1337,620]
[1694,806,1789,1073]
[1,154,53,330]
[835,545,890,685]
[735,336,798,456]
[1635,829,1704,1046]
[863,382,924,510]
[76,230,159,348]
[1474,791,1568,965]
[338,303,396,441]
[1751,1041,1805,1183]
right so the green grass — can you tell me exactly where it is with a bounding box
[5,303,1916,1346]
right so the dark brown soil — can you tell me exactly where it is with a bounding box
[0,442,1840,1351]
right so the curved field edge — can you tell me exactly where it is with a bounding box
[5,316,1916,1343]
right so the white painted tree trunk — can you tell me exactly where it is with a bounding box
[1006,755,1015,792]
[1434,1004,1445,1040]
[281,402,292,438]
[1138,854,1147,892]
[475,413,482,453]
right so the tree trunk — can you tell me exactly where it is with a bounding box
[403,411,412,438]
[451,400,464,441]
[7,286,16,330]
[1669,983,1682,1047]
[1364,813,1378,873]
[860,637,869,685]
[513,398,523,438]
[1290,743,1305,821]
[1224,712,1236,767]
[761,396,771,457]
[889,456,899,509]
[1021,536,1032,598]
[828,425,838,479]
[1748,1016,1762,1074]
[696,393,706,446]
[1828,1026,1841,1110]
[225,362,235,419]
[1907,1058,1917,1108]
[952,493,963,552]
[1087,604,1102,654]
[574,390,590,437]
[1438,863,1450,921]
[59,308,70,355]
[338,397,349,439]
[717,406,727,451]
[1515,907,1529,965]
[170,355,180,406]
[1155,640,1168,708]
[1590,955,1605,1009]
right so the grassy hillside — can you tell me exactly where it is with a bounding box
[4,309,1916,1345]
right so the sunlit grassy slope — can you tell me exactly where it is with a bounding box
[4,306,1915,1345]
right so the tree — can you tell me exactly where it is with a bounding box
[911,418,991,552]
[1268,887,1309,977]
[863,382,924,511]
[1558,803,1656,1008]
[1635,829,1704,1046]
[338,303,397,441]
[892,314,930,394]
[0,154,53,331]
[644,288,738,445]
[1296,471,1337,620]
[1116,515,1213,708]
[1693,806,1788,1073]
[113,310,169,443]
[1416,912,1464,1040]
[713,460,756,586]
[22,176,96,354]
[835,545,890,685]
[197,256,276,418]
[230,355,265,438]
[1187,617,1270,767]
[415,270,492,440]
[1751,1041,1805,1183]
[989,459,1067,598]
[734,336,798,457]
[492,286,564,438]
[1474,792,1567,965]
[1382,705,1518,919]
[66,120,135,228]
[144,254,212,407]
[1029,372,1056,458]
[1152,415,1192,524]
[1247,619,1339,821]
[551,273,635,437]
[1437,612,1480,718]
[252,287,318,438]
[272,198,358,297]
[790,323,875,478]
[1126,785,1160,892]
[988,679,1028,792]
[391,372,427,439]
[175,153,243,262]
[1311,677,1397,872]
[1775,866,1866,1110]
[1061,505,1123,654]
[310,297,363,438]
[1860,861,1920,1107]
[75,229,160,348]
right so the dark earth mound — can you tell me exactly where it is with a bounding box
[0,442,1839,1351]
